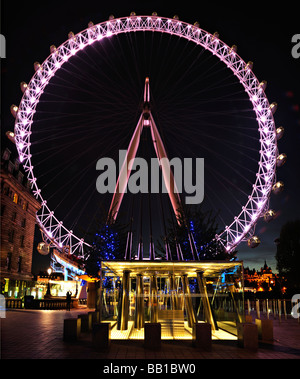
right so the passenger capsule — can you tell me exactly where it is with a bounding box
[109,14,115,20]
[270,102,278,115]
[173,15,179,20]
[130,12,136,16]
[37,242,50,256]
[276,127,285,140]
[277,153,287,167]
[245,61,253,70]
[6,131,15,143]
[230,45,238,54]
[10,105,18,118]
[88,21,94,28]
[194,21,200,28]
[272,181,284,195]
[152,12,158,16]
[212,32,219,41]
[50,45,57,54]
[68,31,75,40]
[264,210,276,223]
[20,82,28,93]
[248,236,261,249]
[259,81,267,91]
[34,62,41,72]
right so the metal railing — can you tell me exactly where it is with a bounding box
[246,298,299,322]
[5,299,23,309]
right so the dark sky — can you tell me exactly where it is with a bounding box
[1,1,299,273]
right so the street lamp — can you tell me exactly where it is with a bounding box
[75,276,79,298]
[46,268,52,298]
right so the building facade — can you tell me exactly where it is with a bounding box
[244,261,285,294]
[1,147,40,298]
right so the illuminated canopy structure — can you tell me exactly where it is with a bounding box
[99,260,244,339]
[11,14,284,260]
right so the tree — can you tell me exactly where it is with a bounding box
[276,220,300,291]
[85,216,129,279]
[157,204,237,261]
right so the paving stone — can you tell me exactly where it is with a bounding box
[1,309,300,360]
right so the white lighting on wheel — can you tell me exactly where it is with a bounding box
[252,213,258,221]
[11,15,279,259]
[18,142,24,151]
[260,115,267,122]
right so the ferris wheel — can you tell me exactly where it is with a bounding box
[10,13,286,260]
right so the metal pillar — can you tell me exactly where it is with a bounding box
[181,275,197,328]
[169,274,180,310]
[108,78,183,225]
[228,284,243,324]
[150,275,158,323]
[196,271,217,331]
[118,270,130,331]
[135,274,144,329]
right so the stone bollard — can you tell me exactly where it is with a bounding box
[144,323,161,350]
[63,318,81,342]
[192,323,212,351]
[78,313,92,333]
[255,319,273,342]
[92,323,111,350]
[245,315,253,323]
[88,311,97,325]
[237,323,258,351]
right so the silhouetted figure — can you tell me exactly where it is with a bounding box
[66,291,72,311]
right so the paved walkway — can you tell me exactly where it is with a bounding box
[1,308,300,360]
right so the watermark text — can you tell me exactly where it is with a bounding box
[291,34,300,59]
[0,34,6,58]
[96,150,205,205]
[291,294,300,319]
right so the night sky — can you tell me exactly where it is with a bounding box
[1,1,299,274]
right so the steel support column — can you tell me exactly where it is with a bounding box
[150,274,158,323]
[135,274,144,329]
[169,274,180,310]
[182,274,197,328]
[118,270,130,331]
[196,271,217,331]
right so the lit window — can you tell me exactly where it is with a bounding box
[13,193,18,204]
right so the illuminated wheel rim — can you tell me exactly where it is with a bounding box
[13,15,278,258]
